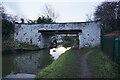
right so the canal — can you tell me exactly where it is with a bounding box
[2,45,71,77]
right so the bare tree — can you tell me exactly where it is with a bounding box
[0,3,7,20]
[0,3,19,23]
[0,3,5,14]
[94,1,120,32]
[86,14,93,22]
[43,4,59,22]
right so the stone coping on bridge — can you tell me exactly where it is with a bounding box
[15,20,100,25]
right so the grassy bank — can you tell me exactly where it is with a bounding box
[2,40,40,51]
[37,47,119,78]
[37,50,73,78]
[37,48,91,78]
[88,48,119,78]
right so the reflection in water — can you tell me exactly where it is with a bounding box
[2,45,71,77]
[50,45,71,60]
[2,49,53,77]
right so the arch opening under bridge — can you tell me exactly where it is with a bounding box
[38,30,82,48]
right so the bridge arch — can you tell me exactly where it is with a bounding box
[38,30,82,48]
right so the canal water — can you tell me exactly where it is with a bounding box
[2,45,71,77]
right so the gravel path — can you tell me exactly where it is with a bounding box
[70,48,93,78]
[80,50,93,78]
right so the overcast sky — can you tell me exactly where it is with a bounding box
[1,0,107,22]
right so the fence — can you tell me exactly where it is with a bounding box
[101,35,120,64]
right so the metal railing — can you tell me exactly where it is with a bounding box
[101,35,120,64]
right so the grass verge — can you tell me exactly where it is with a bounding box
[37,50,74,78]
[88,48,119,78]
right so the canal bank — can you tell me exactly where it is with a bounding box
[37,47,119,78]
[2,44,71,78]
[2,40,40,52]
[2,40,119,78]
[37,47,91,78]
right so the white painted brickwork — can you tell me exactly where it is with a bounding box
[14,21,100,48]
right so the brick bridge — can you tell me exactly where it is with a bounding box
[14,21,100,48]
